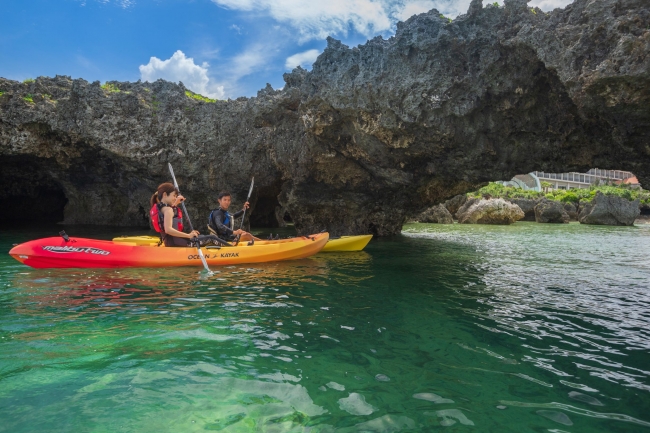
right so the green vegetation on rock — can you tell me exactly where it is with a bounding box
[185,90,216,103]
[469,182,649,204]
[23,78,35,84]
[101,82,121,93]
[22,94,34,103]
[0,91,5,97]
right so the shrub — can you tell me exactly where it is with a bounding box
[23,78,35,84]
[466,181,646,204]
[185,90,216,103]
[101,82,121,93]
[22,94,34,103]
[558,191,579,203]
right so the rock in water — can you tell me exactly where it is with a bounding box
[457,198,525,225]
[443,195,467,217]
[536,410,573,426]
[338,393,376,415]
[564,202,579,220]
[534,199,570,223]
[415,204,453,224]
[509,198,539,221]
[578,192,640,226]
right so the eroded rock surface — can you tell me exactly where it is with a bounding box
[415,204,454,224]
[535,199,570,223]
[457,198,525,224]
[1,0,649,234]
[578,192,640,225]
[443,195,468,218]
[509,199,539,221]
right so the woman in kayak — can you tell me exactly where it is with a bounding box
[151,183,220,247]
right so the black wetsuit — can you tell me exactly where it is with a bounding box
[208,208,244,242]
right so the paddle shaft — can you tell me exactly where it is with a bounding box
[168,163,211,273]
[239,177,254,230]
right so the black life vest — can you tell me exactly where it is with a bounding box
[208,208,234,233]
[150,203,184,233]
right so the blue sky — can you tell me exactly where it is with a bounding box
[1,0,571,99]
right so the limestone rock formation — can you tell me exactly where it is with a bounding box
[563,202,579,220]
[535,199,570,223]
[509,199,539,221]
[1,0,649,235]
[415,204,454,224]
[457,198,525,224]
[578,192,640,226]
[443,195,467,218]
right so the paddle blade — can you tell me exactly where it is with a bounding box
[168,163,179,189]
[247,177,255,199]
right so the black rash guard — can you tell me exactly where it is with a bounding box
[209,208,244,241]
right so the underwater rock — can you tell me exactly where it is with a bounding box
[338,393,376,415]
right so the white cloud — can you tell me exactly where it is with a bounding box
[212,0,576,43]
[285,49,321,69]
[395,1,438,21]
[528,0,574,10]
[139,50,224,99]
[213,0,393,42]
[229,44,273,78]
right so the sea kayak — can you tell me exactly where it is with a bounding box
[321,235,372,252]
[112,234,373,252]
[9,233,329,269]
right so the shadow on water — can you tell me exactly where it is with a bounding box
[1,223,649,432]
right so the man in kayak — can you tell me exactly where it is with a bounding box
[208,191,259,243]
[151,183,221,247]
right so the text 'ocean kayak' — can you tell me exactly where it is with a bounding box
[9,233,329,269]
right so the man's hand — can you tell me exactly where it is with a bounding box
[243,201,250,210]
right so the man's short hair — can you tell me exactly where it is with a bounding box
[218,191,231,200]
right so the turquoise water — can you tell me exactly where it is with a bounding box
[1,222,649,432]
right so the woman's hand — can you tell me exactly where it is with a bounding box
[233,229,247,236]
[188,230,200,239]
[173,195,186,207]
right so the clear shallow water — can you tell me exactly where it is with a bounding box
[1,222,649,432]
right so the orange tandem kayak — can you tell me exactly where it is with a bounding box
[9,233,329,269]
[112,234,373,252]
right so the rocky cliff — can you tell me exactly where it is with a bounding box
[1,0,648,235]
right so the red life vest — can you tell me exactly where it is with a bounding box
[150,203,183,233]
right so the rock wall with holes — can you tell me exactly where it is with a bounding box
[1,0,649,235]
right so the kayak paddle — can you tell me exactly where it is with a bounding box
[168,163,212,274]
[240,177,254,230]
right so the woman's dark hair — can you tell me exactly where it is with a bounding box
[150,182,178,207]
[218,191,231,200]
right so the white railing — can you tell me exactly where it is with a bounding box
[533,169,634,185]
